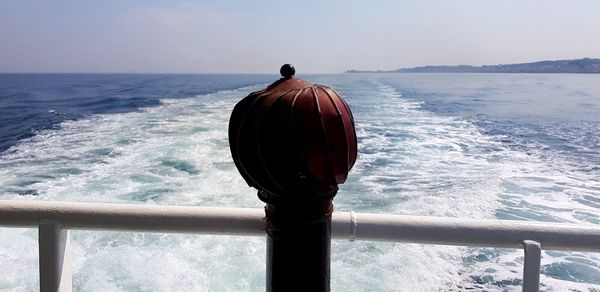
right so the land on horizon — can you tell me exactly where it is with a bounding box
[346,58,600,74]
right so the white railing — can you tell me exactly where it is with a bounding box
[1,200,600,292]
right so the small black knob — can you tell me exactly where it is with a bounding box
[280,64,295,78]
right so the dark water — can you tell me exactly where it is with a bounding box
[375,74,600,168]
[0,73,599,290]
[0,74,275,152]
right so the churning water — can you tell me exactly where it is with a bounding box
[1,73,599,291]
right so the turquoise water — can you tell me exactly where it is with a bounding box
[1,74,599,290]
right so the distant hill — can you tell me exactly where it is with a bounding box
[346,58,600,73]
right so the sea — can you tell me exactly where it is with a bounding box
[0,73,599,291]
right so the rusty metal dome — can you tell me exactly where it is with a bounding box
[228,66,357,203]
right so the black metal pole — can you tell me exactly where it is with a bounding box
[264,199,332,292]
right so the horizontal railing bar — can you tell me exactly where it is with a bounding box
[335,212,600,252]
[1,200,600,252]
[0,200,265,236]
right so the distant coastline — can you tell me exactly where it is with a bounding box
[346,58,600,74]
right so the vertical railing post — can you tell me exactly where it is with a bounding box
[522,240,541,292]
[39,220,72,292]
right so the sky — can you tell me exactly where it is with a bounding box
[1,0,599,74]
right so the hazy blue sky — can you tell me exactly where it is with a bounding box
[1,0,599,73]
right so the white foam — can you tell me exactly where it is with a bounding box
[0,80,599,290]
[0,85,266,290]
[332,83,504,290]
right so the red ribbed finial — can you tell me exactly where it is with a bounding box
[228,66,357,202]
